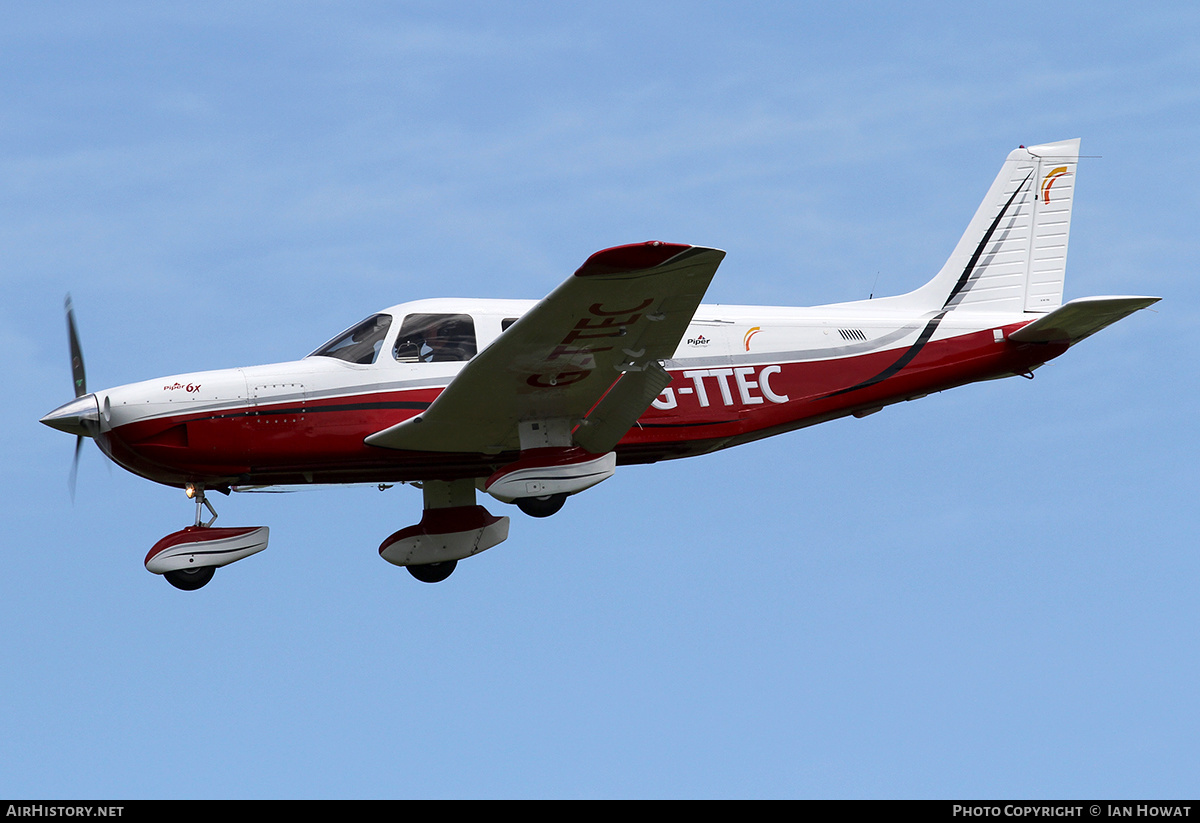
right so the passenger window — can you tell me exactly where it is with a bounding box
[501,318,518,331]
[393,314,477,363]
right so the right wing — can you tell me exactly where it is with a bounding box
[365,242,725,455]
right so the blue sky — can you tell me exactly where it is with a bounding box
[3,2,1196,799]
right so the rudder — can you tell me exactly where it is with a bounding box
[889,139,1082,314]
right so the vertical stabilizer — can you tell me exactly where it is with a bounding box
[887,139,1081,314]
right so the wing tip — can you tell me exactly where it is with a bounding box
[574,241,694,278]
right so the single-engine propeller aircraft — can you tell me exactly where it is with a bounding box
[42,139,1158,590]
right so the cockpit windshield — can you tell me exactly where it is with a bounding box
[308,314,392,364]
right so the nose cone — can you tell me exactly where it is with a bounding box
[40,394,100,436]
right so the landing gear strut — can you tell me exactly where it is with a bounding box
[187,483,218,528]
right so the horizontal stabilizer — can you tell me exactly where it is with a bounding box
[1008,296,1160,345]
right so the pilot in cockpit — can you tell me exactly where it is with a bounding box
[393,315,475,363]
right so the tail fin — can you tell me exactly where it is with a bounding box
[892,139,1081,314]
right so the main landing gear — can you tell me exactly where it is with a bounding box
[379,479,510,583]
[144,484,269,591]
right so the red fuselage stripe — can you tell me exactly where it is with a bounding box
[100,324,1063,487]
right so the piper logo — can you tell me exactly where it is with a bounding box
[686,334,711,347]
[1041,166,1070,204]
[743,326,761,351]
[163,382,201,393]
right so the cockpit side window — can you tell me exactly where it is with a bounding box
[393,314,477,363]
[309,314,392,364]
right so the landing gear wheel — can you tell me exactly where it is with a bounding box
[516,493,567,518]
[164,565,216,591]
[407,560,457,583]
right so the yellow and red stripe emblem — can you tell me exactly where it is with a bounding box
[1041,166,1070,204]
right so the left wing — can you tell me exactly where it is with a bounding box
[365,242,725,454]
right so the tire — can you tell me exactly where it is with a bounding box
[515,493,567,518]
[407,560,457,583]
[164,565,216,591]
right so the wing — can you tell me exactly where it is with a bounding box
[365,242,725,454]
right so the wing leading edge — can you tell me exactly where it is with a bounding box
[365,242,726,455]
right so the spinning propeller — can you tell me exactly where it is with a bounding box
[66,296,86,497]
[67,295,86,397]
[41,295,101,499]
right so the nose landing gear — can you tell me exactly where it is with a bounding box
[144,485,269,591]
